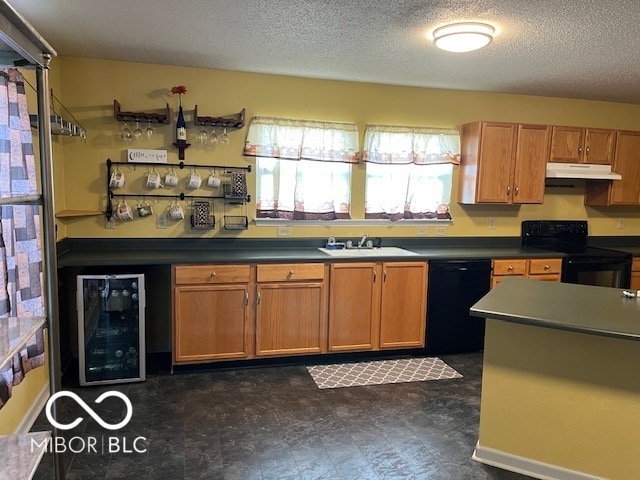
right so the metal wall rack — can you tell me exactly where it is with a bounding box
[105,159,251,229]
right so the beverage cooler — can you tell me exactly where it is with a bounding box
[77,274,146,386]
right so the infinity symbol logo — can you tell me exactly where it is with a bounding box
[46,391,133,431]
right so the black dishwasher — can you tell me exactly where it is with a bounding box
[425,259,492,354]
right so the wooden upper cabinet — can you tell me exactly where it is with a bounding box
[512,124,551,204]
[585,130,640,206]
[549,126,614,165]
[459,121,549,204]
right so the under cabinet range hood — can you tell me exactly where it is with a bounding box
[545,162,621,180]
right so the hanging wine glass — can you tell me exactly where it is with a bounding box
[197,123,208,145]
[208,127,218,147]
[145,120,154,140]
[120,122,132,142]
[132,121,143,141]
[220,127,229,146]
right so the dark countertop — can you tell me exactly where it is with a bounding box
[56,243,561,267]
[470,276,640,342]
[55,236,639,268]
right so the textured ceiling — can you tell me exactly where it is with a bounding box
[9,0,640,104]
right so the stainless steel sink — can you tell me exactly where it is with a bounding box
[318,246,418,257]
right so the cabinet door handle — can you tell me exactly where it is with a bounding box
[256,292,261,305]
[578,146,583,154]
[514,185,519,196]
[383,269,387,282]
[506,185,511,196]
[373,270,377,283]
[244,291,249,305]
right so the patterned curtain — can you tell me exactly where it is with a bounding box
[363,124,461,220]
[363,124,460,165]
[244,116,358,220]
[0,68,45,411]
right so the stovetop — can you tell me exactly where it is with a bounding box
[522,220,631,259]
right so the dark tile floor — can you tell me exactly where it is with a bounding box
[32,352,533,480]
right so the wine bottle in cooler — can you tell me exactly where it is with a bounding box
[176,105,187,143]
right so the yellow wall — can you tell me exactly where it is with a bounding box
[52,56,640,239]
[479,320,640,479]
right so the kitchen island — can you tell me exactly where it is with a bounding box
[470,277,640,480]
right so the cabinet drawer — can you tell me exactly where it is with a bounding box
[632,257,640,272]
[492,259,527,276]
[257,263,325,282]
[174,264,251,284]
[528,258,563,275]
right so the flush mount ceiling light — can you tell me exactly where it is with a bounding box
[433,22,495,53]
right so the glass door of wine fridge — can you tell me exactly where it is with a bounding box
[77,274,145,385]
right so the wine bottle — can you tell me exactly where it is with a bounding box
[176,105,187,143]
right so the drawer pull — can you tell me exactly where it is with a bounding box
[507,265,514,271]
[544,264,550,270]
[288,270,294,276]
[210,272,217,278]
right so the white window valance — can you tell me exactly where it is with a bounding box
[363,124,461,165]
[243,116,360,163]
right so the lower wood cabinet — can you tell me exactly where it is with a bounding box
[328,261,427,352]
[173,264,252,364]
[328,262,380,352]
[491,258,562,288]
[173,260,428,365]
[255,263,328,356]
[631,257,640,291]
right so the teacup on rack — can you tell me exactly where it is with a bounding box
[115,199,133,221]
[186,170,202,190]
[168,200,185,221]
[164,168,179,187]
[146,168,163,189]
[109,167,125,189]
[207,171,222,188]
[136,199,153,218]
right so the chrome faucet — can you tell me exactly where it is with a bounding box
[358,233,369,248]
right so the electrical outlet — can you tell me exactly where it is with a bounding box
[105,217,116,229]
[277,226,291,236]
[417,226,429,236]
[488,217,497,230]
[156,212,168,229]
[434,226,447,236]
[618,218,625,229]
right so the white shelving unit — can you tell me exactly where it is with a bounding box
[0,1,63,478]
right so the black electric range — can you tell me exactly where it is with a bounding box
[521,220,632,288]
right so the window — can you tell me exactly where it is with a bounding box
[244,117,358,220]
[363,124,460,220]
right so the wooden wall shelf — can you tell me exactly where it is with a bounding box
[194,106,245,130]
[56,209,104,218]
[114,100,170,124]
